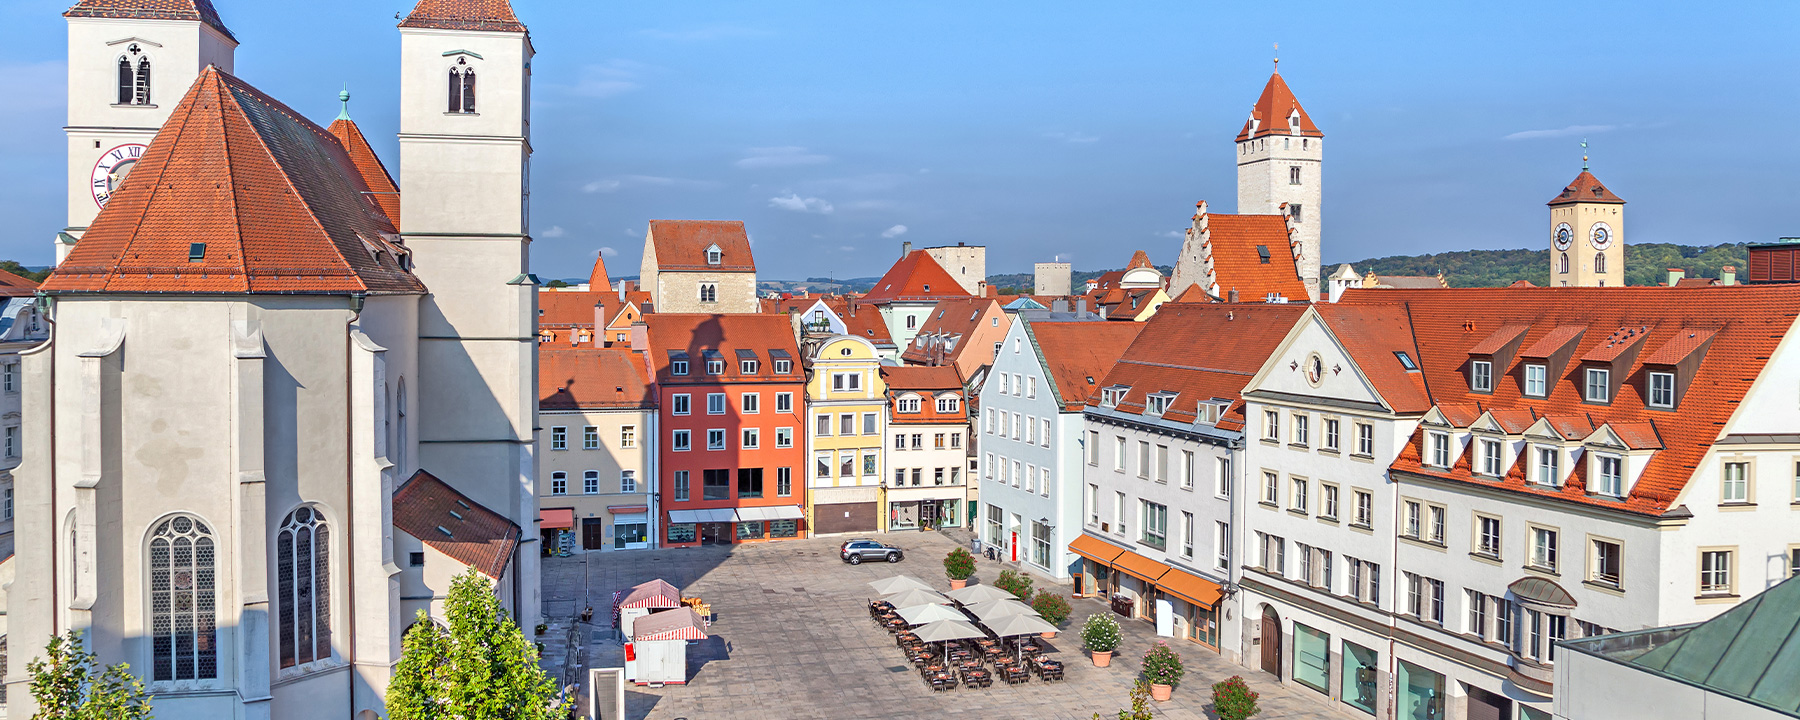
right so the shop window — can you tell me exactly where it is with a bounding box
[1342,642,1379,715]
[1292,624,1330,694]
[1395,660,1445,720]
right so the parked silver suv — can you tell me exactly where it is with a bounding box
[840,539,903,564]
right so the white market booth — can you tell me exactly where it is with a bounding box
[617,578,683,637]
[626,607,709,686]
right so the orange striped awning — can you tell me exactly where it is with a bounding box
[1156,566,1223,609]
[1111,550,1169,584]
[1068,534,1126,565]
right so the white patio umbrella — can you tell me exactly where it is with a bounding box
[912,618,989,664]
[868,575,933,596]
[965,598,1038,621]
[944,584,1016,605]
[983,613,1059,662]
[896,602,968,626]
[883,587,950,609]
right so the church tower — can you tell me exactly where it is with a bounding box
[1548,159,1626,287]
[60,0,237,264]
[1236,62,1323,300]
[397,0,541,629]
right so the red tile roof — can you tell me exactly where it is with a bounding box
[881,365,963,392]
[538,290,604,327]
[1350,286,1800,515]
[862,250,971,304]
[326,118,401,228]
[900,297,1004,366]
[1026,321,1146,411]
[539,346,654,410]
[44,67,426,296]
[65,0,233,40]
[1467,324,1531,356]
[0,269,39,298]
[588,255,610,289]
[1090,303,1307,425]
[398,0,526,32]
[642,314,802,385]
[1367,275,1445,289]
[1313,303,1433,413]
[1642,327,1717,366]
[1203,213,1311,302]
[1546,170,1625,205]
[392,469,520,579]
[647,220,755,272]
[1126,250,1155,270]
[1237,72,1321,141]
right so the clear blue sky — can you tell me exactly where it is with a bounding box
[3,0,1796,281]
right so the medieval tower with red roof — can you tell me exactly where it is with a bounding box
[1548,165,1627,287]
[1235,63,1323,300]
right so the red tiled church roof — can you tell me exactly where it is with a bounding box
[398,0,526,32]
[1237,72,1321,141]
[647,220,756,273]
[862,250,970,304]
[1547,170,1625,206]
[65,0,234,40]
[393,470,521,579]
[44,67,425,296]
[326,117,401,228]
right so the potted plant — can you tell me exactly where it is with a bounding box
[944,547,976,589]
[1141,641,1185,701]
[994,569,1035,600]
[535,622,548,636]
[1031,590,1072,637]
[1081,612,1122,667]
[1211,675,1261,720]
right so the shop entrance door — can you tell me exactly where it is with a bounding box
[699,522,732,545]
[920,502,939,528]
[1260,606,1283,676]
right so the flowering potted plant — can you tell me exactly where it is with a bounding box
[944,547,976,589]
[1081,612,1122,667]
[1211,675,1261,720]
[1031,590,1072,637]
[1140,641,1185,701]
[994,569,1035,600]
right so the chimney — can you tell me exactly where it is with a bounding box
[1075,297,1088,317]
[1051,298,1069,314]
[1228,288,1240,303]
[985,285,997,298]
[848,301,857,318]
[618,284,627,302]
[1721,265,1737,286]
[902,241,912,257]
[1667,268,1685,286]
[628,322,648,351]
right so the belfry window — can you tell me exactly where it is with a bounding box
[117,50,152,105]
[448,60,476,114]
[149,515,217,682]
[277,506,332,670]
[1559,252,1570,274]
[1594,252,1607,274]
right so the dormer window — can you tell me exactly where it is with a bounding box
[1584,367,1610,404]
[1594,455,1624,497]
[1101,386,1129,408]
[1146,393,1176,416]
[1470,360,1492,393]
[741,360,759,375]
[705,359,724,375]
[671,360,689,376]
[1429,432,1452,468]
[1524,364,1547,397]
[1479,439,1503,476]
[774,359,793,374]
[1534,446,1561,486]
[1647,372,1675,408]
[706,244,722,265]
[936,395,960,413]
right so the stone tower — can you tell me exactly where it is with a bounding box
[60,0,237,264]
[1236,66,1322,300]
[398,0,541,628]
[1547,167,1626,287]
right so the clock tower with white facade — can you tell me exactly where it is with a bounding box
[61,0,237,264]
[1548,163,1626,287]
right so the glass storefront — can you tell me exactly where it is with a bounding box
[1396,660,1446,720]
[769,519,798,538]
[1293,623,1330,694]
[667,523,696,544]
[736,521,765,540]
[1342,641,1379,715]
[613,520,648,549]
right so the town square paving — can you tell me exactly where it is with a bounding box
[541,530,1343,719]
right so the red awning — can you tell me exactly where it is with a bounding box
[539,508,575,530]
[608,505,649,515]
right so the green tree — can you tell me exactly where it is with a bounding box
[26,630,153,720]
[385,570,560,720]
[543,279,571,289]
[0,261,49,283]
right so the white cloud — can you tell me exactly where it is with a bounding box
[881,225,909,239]
[597,247,620,257]
[1043,131,1100,144]
[1159,230,1184,239]
[639,25,769,41]
[583,175,718,193]
[555,60,651,99]
[839,246,856,253]
[1502,124,1615,141]
[540,226,566,238]
[769,194,834,214]
[736,146,831,169]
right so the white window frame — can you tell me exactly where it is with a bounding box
[1525,364,1547,397]
[1585,367,1610,403]
[1648,371,1675,408]
[1471,360,1493,392]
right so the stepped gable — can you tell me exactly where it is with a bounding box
[43,67,425,296]
[326,117,401,227]
[1237,71,1321,141]
[398,0,525,32]
[1352,285,1800,516]
[65,0,234,40]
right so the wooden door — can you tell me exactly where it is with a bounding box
[583,519,605,550]
[1260,606,1282,675]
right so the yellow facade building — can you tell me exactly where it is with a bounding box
[804,335,889,534]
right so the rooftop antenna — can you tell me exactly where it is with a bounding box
[1581,138,1589,171]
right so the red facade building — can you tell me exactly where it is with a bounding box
[641,314,808,546]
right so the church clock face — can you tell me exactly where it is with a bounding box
[1553,223,1573,251]
[1589,222,1615,251]
[91,143,148,208]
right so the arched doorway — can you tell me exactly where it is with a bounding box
[1260,605,1283,676]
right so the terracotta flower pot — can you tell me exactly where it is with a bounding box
[1041,631,1057,639]
[949,578,968,590]
[1092,651,1112,667]
[1150,683,1172,702]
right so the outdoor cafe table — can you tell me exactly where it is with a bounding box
[960,667,993,688]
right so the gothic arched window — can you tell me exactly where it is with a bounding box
[118,52,152,106]
[1559,252,1570,274]
[149,515,217,682]
[448,61,477,114]
[1594,252,1607,274]
[277,506,331,669]
[117,56,133,105]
